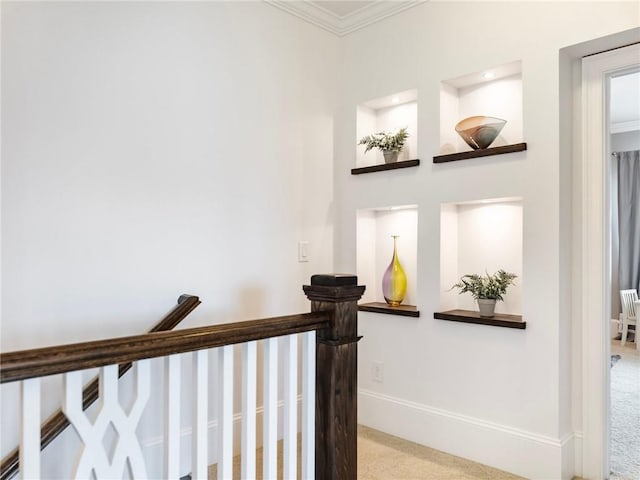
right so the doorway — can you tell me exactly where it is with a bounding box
[608,68,640,480]
[579,41,640,480]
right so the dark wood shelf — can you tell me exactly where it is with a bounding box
[358,302,420,317]
[351,159,420,175]
[434,309,525,329]
[433,143,527,164]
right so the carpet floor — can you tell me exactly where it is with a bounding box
[208,426,522,479]
[610,340,640,480]
[356,425,522,480]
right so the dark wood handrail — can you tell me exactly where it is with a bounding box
[0,294,201,480]
[0,312,330,384]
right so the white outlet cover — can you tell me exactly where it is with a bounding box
[372,361,384,383]
[298,241,309,262]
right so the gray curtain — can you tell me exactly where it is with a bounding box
[618,150,640,295]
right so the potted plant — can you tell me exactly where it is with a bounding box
[358,127,409,163]
[451,269,517,317]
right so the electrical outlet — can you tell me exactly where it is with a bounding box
[371,361,384,383]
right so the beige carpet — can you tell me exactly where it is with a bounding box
[208,426,522,479]
[357,426,522,480]
[610,340,640,480]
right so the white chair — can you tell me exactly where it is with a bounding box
[619,289,638,347]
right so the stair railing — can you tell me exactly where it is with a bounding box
[0,274,365,480]
[0,294,201,480]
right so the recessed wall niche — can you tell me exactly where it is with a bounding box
[439,61,523,156]
[357,205,418,316]
[440,198,523,316]
[356,89,418,168]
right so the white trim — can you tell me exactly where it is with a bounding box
[265,0,427,37]
[360,388,561,445]
[561,432,579,480]
[358,389,567,479]
[610,119,640,134]
[580,42,640,480]
[573,432,584,479]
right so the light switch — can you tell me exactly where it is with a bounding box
[298,241,309,262]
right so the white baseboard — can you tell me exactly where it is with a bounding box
[572,431,583,479]
[141,397,299,478]
[359,389,571,479]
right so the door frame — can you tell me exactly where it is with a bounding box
[579,42,640,480]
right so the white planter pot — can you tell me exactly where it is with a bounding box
[383,151,398,163]
[477,299,496,317]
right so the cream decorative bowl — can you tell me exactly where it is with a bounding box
[455,116,507,150]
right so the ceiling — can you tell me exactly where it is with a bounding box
[265,0,425,36]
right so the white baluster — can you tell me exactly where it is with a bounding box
[262,337,278,480]
[63,370,96,479]
[63,362,150,479]
[283,335,298,480]
[192,350,208,479]
[20,378,40,480]
[218,345,233,480]
[165,354,181,479]
[301,330,316,480]
[123,360,151,478]
[241,341,257,480]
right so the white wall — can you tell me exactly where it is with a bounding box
[333,2,638,479]
[1,1,337,476]
[2,2,639,479]
[612,130,640,151]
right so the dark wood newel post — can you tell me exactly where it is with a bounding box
[303,274,366,480]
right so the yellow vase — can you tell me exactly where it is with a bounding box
[382,235,407,306]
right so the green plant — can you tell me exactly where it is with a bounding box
[358,127,409,153]
[451,270,517,301]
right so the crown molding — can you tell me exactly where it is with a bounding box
[265,1,427,37]
[611,119,640,134]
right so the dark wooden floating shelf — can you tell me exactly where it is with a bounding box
[433,143,527,164]
[434,309,525,329]
[351,159,420,175]
[358,302,420,317]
